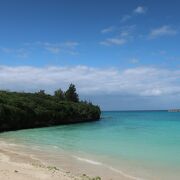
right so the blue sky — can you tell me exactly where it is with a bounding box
[0,0,180,110]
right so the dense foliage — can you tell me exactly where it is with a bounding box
[0,84,101,132]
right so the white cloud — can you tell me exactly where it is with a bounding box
[45,47,61,54]
[0,47,29,58]
[39,41,79,54]
[100,25,135,46]
[1,41,79,57]
[134,6,147,14]
[120,6,147,23]
[63,41,79,48]
[120,31,129,37]
[121,15,131,23]
[100,37,126,46]
[0,65,180,97]
[149,25,177,39]
[101,26,115,34]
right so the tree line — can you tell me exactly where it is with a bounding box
[0,84,101,132]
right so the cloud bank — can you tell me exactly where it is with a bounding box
[0,65,180,97]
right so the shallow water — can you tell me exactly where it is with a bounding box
[1,111,180,179]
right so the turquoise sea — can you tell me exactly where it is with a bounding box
[1,111,180,180]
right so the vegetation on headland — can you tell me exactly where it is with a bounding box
[0,84,101,132]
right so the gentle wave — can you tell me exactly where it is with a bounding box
[73,155,145,180]
[0,140,24,148]
[108,166,144,180]
[73,155,102,165]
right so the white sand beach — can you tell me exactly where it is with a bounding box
[0,140,135,180]
[0,148,78,180]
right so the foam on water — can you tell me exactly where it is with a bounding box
[73,155,103,165]
[73,155,144,180]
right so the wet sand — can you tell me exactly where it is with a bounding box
[0,140,135,180]
[0,147,79,180]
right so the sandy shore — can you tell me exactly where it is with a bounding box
[0,140,105,180]
[0,140,138,180]
[0,148,79,180]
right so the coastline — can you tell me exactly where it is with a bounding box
[1,110,180,180]
[0,139,138,180]
[0,141,78,180]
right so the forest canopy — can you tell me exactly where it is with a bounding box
[0,84,101,132]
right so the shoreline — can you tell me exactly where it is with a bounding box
[1,136,179,180]
[0,141,79,180]
[0,140,105,180]
[0,139,138,180]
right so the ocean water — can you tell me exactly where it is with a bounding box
[1,111,180,180]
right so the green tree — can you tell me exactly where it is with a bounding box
[36,90,45,95]
[0,85,101,132]
[65,84,79,102]
[54,89,64,100]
